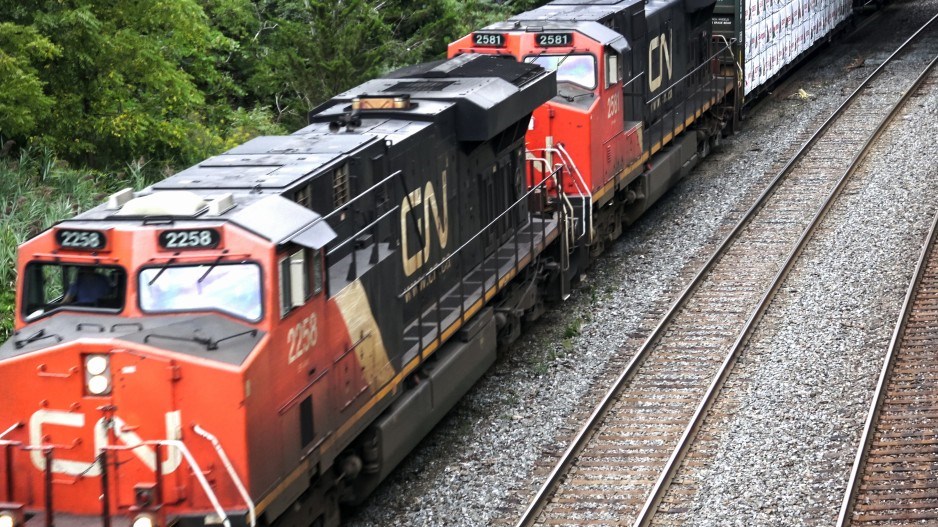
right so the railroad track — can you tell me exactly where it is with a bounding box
[837,102,938,525]
[516,15,938,527]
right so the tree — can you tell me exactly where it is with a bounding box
[0,22,58,139]
[0,0,273,167]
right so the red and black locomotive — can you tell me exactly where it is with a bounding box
[0,55,560,527]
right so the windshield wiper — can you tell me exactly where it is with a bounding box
[561,92,595,102]
[14,329,63,350]
[556,49,575,67]
[198,255,225,284]
[148,257,177,286]
[144,328,258,351]
[145,332,216,350]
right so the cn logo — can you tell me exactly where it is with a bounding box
[28,409,183,476]
[401,169,449,277]
[648,29,673,92]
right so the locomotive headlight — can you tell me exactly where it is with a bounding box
[0,509,23,527]
[87,375,111,395]
[132,514,156,527]
[86,355,108,375]
[84,354,112,396]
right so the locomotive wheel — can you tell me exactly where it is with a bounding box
[709,132,722,151]
[698,136,711,159]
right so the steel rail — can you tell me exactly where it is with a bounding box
[835,63,938,527]
[635,50,938,527]
[514,13,938,527]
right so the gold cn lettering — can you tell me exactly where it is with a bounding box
[401,170,449,277]
[648,30,673,92]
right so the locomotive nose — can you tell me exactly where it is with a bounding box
[0,342,187,518]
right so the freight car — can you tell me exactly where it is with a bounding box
[0,55,561,527]
[449,0,740,283]
[713,0,854,97]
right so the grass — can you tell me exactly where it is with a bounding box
[529,315,585,376]
[0,147,163,341]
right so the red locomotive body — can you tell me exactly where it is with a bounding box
[0,55,560,527]
[452,26,645,202]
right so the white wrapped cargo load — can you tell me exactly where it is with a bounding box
[742,0,851,94]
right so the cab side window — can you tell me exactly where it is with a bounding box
[279,248,324,317]
[605,52,620,88]
[311,249,323,296]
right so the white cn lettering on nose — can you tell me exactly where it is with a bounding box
[29,409,183,476]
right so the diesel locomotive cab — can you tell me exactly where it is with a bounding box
[450,0,735,280]
[450,23,640,199]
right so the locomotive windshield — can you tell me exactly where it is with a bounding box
[22,263,126,320]
[139,263,263,321]
[524,54,597,90]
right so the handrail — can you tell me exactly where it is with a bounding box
[326,205,400,257]
[0,423,19,440]
[399,167,560,298]
[526,149,588,240]
[555,144,592,241]
[292,169,403,254]
[104,441,231,527]
[646,40,733,106]
[320,169,403,223]
[713,34,743,79]
[192,425,256,527]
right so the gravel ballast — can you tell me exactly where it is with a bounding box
[652,19,938,527]
[345,2,938,525]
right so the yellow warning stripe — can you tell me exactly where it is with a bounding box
[591,86,733,206]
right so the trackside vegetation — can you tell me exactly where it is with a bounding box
[0,0,547,340]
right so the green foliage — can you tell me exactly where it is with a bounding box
[0,0,282,166]
[0,0,551,164]
[0,22,59,138]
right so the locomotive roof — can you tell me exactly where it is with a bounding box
[505,0,638,25]
[497,0,715,34]
[311,53,554,142]
[480,3,630,48]
[64,54,553,248]
[509,1,634,22]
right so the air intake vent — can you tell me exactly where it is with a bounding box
[385,80,455,93]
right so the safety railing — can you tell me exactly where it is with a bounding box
[0,430,78,527]
[0,425,252,527]
[398,165,564,357]
[98,439,232,527]
[643,39,737,154]
[192,425,256,527]
[303,168,404,279]
[526,147,591,242]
